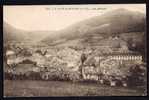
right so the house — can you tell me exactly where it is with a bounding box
[6,49,17,65]
[6,50,15,56]
[12,59,39,75]
[19,59,37,65]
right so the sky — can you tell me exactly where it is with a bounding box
[3,4,146,31]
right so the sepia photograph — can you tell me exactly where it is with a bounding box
[3,4,147,96]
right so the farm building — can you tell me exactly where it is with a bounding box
[11,59,39,75]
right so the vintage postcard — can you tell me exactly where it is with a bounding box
[3,4,146,96]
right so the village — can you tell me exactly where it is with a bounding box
[3,41,146,88]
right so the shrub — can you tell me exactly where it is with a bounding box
[68,71,81,82]
[127,64,146,86]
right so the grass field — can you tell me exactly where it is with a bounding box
[4,80,146,97]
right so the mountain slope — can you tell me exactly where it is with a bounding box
[42,8,145,46]
[3,22,29,44]
[3,22,55,44]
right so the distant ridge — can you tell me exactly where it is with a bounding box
[42,8,145,48]
[3,22,55,44]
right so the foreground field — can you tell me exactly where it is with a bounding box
[4,80,146,96]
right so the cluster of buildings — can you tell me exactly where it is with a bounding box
[81,49,144,82]
[4,42,145,86]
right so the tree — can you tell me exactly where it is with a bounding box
[3,45,8,65]
[127,38,134,50]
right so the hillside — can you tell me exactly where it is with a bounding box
[3,22,29,44]
[41,8,145,54]
[3,22,54,44]
[42,8,145,46]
